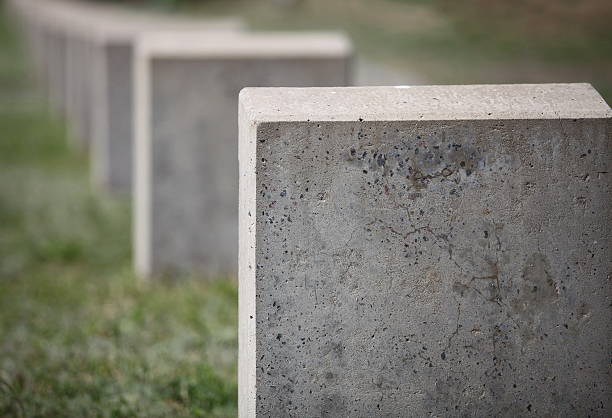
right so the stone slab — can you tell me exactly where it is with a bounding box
[9,0,61,105]
[238,83,611,417]
[85,26,243,194]
[64,35,94,147]
[133,31,353,278]
[9,0,244,178]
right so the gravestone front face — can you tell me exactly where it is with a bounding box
[86,24,243,194]
[238,84,611,417]
[133,33,353,278]
[90,40,134,193]
[65,36,94,147]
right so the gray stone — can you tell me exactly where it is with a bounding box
[9,0,243,189]
[64,35,94,147]
[133,32,353,278]
[68,15,243,192]
[96,32,245,193]
[10,0,61,106]
[43,29,67,113]
[238,83,611,417]
[89,40,133,192]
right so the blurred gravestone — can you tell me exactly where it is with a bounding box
[133,32,353,278]
[77,16,243,193]
[8,0,243,191]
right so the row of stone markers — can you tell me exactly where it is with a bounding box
[9,0,612,416]
[132,32,351,277]
[8,0,352,278]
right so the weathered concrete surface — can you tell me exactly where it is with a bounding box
[238,84,612,417]
[133,32,352,278]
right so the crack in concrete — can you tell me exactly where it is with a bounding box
[443,300,462,352]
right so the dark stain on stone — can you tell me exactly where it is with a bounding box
[452,281,470,297]
[452,259,501,303]
[511,253,559,341]
[516,253,559,305]
[319,393,347,417]
[346,136,484,195]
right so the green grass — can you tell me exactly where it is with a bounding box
[0,4,238,417]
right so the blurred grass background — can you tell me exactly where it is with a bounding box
[0,2,237,416]
[0,0,610,416]
[98,0,612,100]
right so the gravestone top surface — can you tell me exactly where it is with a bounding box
[240,83,611,122]
[15,0,243,43]
[79,20,244,44]
[136,31,353,58]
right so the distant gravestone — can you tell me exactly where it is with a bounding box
[43,29,67,113]
[10,0,244,190]
[65,35,94,147]
[83,19,244,193]
[10,0,66,109]
[238,84,611,416]
[133,32,353,278]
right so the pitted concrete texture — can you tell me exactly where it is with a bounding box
[133,32,352,278]
[238,84,611,417]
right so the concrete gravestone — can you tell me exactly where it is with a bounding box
[9,0,243,170]
[133,32,353,278]
[238,84,611,416]
[83,18,244,193]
